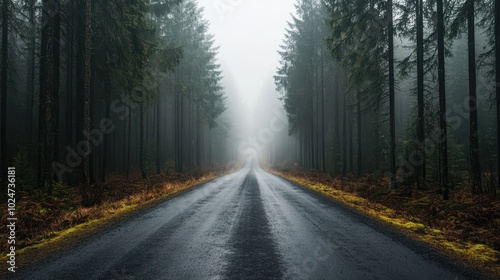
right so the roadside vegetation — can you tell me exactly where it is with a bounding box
[271,161,500,278]
[0,164,234,258]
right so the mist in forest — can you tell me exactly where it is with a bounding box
[196,0,296,161]
[195,0,499,200]
[0,0,499,206]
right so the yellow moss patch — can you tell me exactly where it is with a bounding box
[468,244,498,262]
[403,221,425,231]
[16,218,102,255]
[431,229,442,234]
[440,242,497,262]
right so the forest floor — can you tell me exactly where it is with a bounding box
[270,162,500,279]
[0,164,236,264]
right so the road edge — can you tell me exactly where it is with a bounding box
[268,169,493,280]
[1,169,239,278]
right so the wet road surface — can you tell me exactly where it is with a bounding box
[18,159,485,280]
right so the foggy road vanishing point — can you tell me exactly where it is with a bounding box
[19,159,484,280]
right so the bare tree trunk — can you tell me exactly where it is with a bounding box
[495,0,500,190]
[196,105,202,168]
[65,11,74,148]
[315,66,319,170]
[38,0,52,190]
[140,101,147,179]
[26,0,36,141]
[310,108,314,169]
[349,101,353,173]
[437,0,449,200]
[321,49,326,172]
[51,3,61,187]
[89,51,96,185]
[467,0,482,194]
[101,76,111,182]
[1,0,8,182]
[357,94,362,176]
[122,114,126,172]
[82,0,92,201]
[309,86,314,169]
[389,0,397,189]
[188,94,193,168]
[126,111,131,179]
[209,128,212,167]
[76,0,85,183]
[416,0,426,187]
[300,128,303,166]
[156,87,161,174]
[174,64,183,173]
[334,67,340,172]
[175,92,179,172]
[343,91,347,176]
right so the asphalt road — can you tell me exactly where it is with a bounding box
[18,159,485,280]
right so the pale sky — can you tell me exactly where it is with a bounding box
[196,0,296,126]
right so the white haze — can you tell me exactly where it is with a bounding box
[197,0,296,149]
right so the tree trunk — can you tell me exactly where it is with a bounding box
[467,0,482,194]
[495,0,500,190]
[357,94,362,175]
[321,49,326,172]
[334,66,340,172]
[140,101,147,179]
[349,101,353,173]
[437,0,449,200]
[1,0,8,182]
[122,114,126,172]
[416,0,426,187]
[101,76,111,182]
[315,67,319,170]
[196,105,202,168]
[343,91,347,176]
[310,105,314,169]
[52,3,61,185]
[175,92,179,172]
[82,0,92,195]
[178,95,183,172]
[156,87,161,174]
[389,0,397,189]
[188,94,193,168]
[38,0,51,190]
[65,12,74,148]
[76,0,85,183]
[209,128,212,167]
[126,111,131,179]
[26,0,36,141]
[175,64,183,173]
[300,128,303,166]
